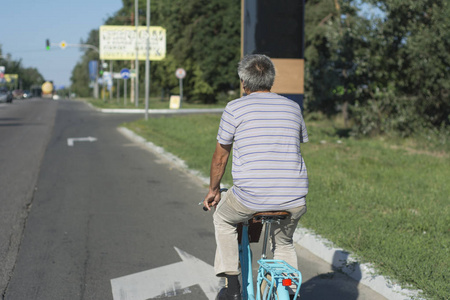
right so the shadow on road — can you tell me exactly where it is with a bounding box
[300,250,362,300]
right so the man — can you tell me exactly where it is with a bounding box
[203,54,309,300]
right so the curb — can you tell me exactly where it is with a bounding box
[101,107,224,115]
[83,101,224,115]
[117,126,424,300]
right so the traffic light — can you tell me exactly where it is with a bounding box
[46,39,50,50]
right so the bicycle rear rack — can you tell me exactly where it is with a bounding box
[257,259,302,300]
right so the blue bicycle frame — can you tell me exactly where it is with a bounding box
[239,221,302,300]
[239,221,255,300]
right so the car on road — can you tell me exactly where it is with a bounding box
[0,91,7,103]
[13,89,24,99]
[0,88,13,103]
[23,90,32,99]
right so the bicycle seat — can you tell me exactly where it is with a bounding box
[253,211,291,222]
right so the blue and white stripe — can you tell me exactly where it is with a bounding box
[217,92,309,210]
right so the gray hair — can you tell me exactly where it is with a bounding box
[238,54,276,93]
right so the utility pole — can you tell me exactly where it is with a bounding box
[135,0,139,107]
[109,60,113,101]
[145,0,151,120]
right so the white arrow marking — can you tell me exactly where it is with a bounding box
[67,136,97,146]
[111,247,222,300]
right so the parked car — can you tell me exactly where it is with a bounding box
[0,91,7,103]
[0,88,13,103]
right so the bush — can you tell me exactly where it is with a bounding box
[350,91,428,137]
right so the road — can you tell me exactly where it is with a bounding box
[0,99,386,300]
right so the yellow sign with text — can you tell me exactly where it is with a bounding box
[99,25,166,61]
[169,95,181,109]
[3,74,18,83]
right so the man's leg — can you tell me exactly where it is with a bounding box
[213,189,254,276]
[213,189,254,299]
[270,205,306,267]
[270,205,307,298]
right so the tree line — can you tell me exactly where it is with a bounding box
[0,48,45,91]
[71,0,449,137]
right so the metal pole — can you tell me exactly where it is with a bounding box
[109,60,113,101]
[101,60,105,102]
[135,0,139,107]
[117,78,119,104]
[124,78,127,106]
[179,78,183,108]
[145,0,151,120]
[94,61,99,99]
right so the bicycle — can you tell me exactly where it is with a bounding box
[203,188,302,300]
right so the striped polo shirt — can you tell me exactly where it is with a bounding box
[217,92,309,211]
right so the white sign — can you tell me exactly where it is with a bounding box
[99,25,166,61]
[175,68,186,79]
[103,72,113,88]
[111,247,221,300]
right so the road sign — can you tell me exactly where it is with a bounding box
[103,72,113,90]
[89,61,98,81]
[120,68,131,79]
[99,25,166,61]
[175,68,186,79]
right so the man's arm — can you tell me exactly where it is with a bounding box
[203,141,232,211]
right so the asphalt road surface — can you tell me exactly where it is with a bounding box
[0,99,385,300]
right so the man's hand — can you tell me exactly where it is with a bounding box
[203,189,221,211]
[203,142,231,211]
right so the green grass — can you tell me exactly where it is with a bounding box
[122,114,449,300]
[82,97,226,109]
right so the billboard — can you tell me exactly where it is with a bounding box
[2,74,18,83]
[242,0,305,107]
[99,25,166,61]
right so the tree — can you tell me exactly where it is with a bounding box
[150,0,241,102]
[71,0,241,102]
[0,46,45,90]
[304,0,369,123]
[378,0,450,127]
[305,0,449,135]
[70,29,101,97]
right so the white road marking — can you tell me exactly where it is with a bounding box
[111,247,221,300]
[67,136,97,146]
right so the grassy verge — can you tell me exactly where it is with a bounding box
[82,97,226,109]
[122,114,449,300]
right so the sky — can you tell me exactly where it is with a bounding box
[0,0,123,88]
[0,1,384,90]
